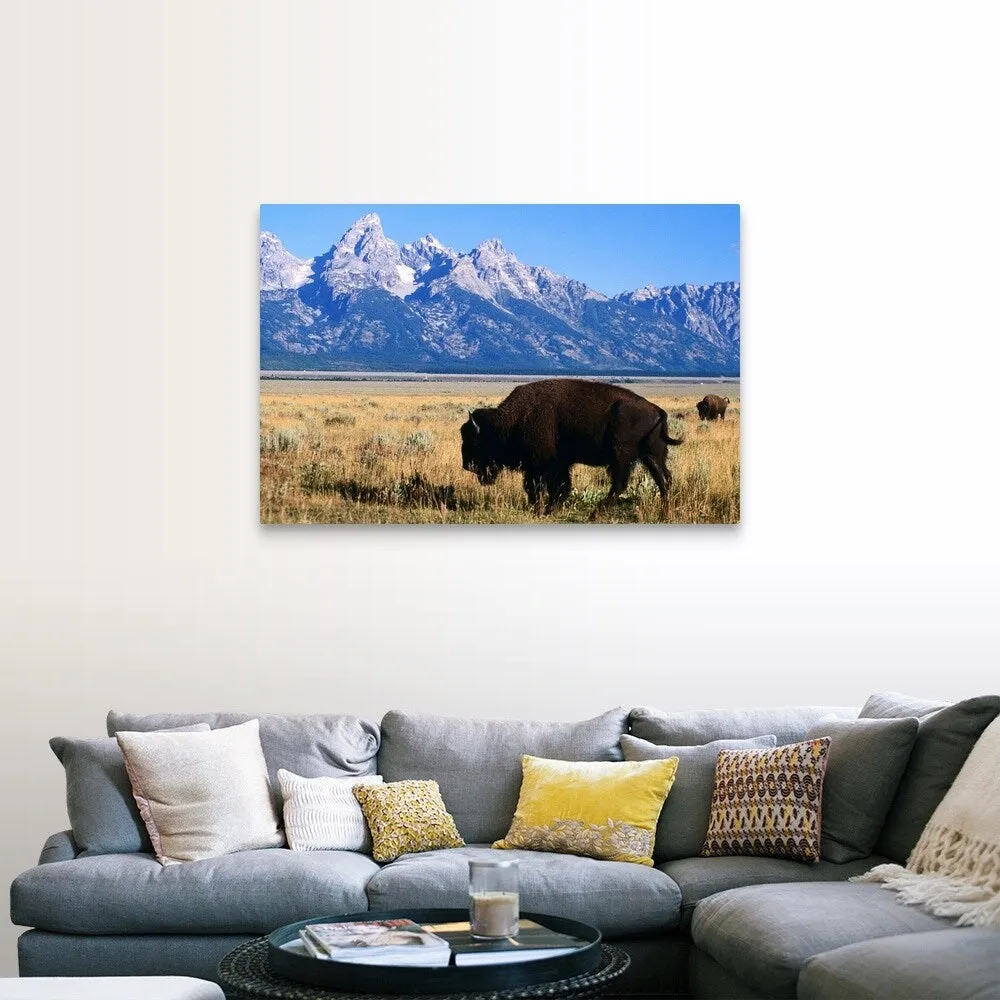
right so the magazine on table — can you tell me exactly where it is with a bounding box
[299,919,451,967]
[421,919,588,966]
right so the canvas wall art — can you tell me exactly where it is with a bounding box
[260,205,740,524]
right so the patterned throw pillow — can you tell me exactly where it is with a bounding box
[278,770,384,852]
[492,755,678,866]
[620,734,778,862]
[353,780,465,863]
[701,739,831,864]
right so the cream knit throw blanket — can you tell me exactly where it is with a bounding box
[852,715,1000,928]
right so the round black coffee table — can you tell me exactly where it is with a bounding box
[218,911,630,1000]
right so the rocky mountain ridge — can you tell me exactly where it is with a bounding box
[260,214,739,375]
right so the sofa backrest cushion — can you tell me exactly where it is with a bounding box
[50,725,209,856]
[860,693,1000,863]
[628,705,858,747]
[107,711,380,814]
[621,734,777,862]
[377,708,629,845]
[859,691,948,719]
[805,715,919,863]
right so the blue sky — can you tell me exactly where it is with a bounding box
[259,204,739,297]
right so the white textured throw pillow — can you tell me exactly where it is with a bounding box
[278,769,383,851]
[116,720,284,865]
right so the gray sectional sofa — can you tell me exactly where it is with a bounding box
[10,695,1000,999]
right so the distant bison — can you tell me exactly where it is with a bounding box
[460,379,683,513]
[696,394,731,421]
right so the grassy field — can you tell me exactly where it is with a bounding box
[260,385,739,524]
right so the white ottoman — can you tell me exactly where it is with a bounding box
[0,978,224,1000]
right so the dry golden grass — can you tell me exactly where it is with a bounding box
[260,390,739,524]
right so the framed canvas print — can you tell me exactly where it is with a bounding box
[260,205,739,524]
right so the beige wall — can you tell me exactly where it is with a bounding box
[1,0,997,977]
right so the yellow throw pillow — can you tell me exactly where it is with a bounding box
[492,755,678,866]
[353,779,465,863]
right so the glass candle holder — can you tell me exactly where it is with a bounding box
[468,858,519,939]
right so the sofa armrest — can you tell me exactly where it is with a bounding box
[39,830,79,864]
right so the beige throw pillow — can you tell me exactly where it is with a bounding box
[116,720,284,865]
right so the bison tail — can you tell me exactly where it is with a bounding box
[655,407,684,446]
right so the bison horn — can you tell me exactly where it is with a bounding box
[468,411,480,433]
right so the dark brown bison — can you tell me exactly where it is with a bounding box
[696,394,731,421]
[460,379,683,513]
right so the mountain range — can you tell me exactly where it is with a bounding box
[260,214,739,375]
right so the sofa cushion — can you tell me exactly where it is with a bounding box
[107,712,380,815]
[39,830,79,865]
[798,928,1000,1000]
[364,845,681,938]
[620,735,777,863]
[10,848,378,934]
[628,705,856,747]
[804,715,919,863]
[859,691,949,718]
[377,709,628,844]
[860,694,1000,862]
[660,854,887,932]
[50,726,210,857]
[690,882,954,998]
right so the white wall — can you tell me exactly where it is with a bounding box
[1,0,997,977]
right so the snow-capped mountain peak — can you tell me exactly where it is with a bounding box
[475,237,508,255]
[311,213,418,298]
[336,213,389,254]
[352,211,382,230]
[469,238,543,302]
[626,283,661,302]
[400,233,459,275]
[259,231,312,291]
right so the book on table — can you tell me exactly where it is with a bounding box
[299,919,451,967]
[421,919,588,966]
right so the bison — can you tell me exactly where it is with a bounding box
[460,379,683,514]
[696,394,731,421]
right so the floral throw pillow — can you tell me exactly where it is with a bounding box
[701,738,831,863]
[353,779,464,863]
